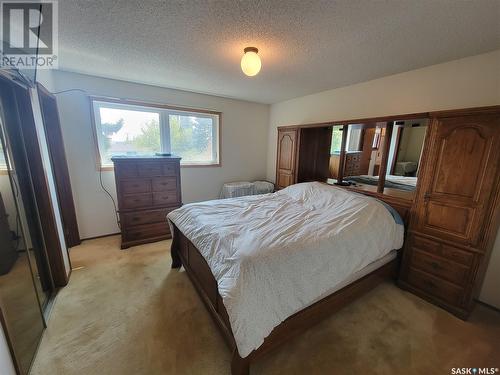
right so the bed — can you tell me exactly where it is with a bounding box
[167,182,406,374]
[346,174,418,191]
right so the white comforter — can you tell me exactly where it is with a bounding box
[167,182,404,357]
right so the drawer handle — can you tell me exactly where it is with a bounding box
[132,217,139,221]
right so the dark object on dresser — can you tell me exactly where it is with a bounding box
[112,156,182,249]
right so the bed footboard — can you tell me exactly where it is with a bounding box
[170,223,400,375]
[170,227,182,268]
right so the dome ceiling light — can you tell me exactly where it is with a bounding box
[241,47,261,77]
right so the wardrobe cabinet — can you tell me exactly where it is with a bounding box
[275,106,500,319]
[275,127,332,189]
[343,152,363,177]
[276,129,298,189]
[399,108,500,318]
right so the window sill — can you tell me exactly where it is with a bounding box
[181,163,221,168]
[97,163,221,171]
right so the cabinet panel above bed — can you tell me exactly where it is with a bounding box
[275,126,332,189]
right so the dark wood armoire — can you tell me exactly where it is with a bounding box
[275,106,500,319]
[398,107,500,318]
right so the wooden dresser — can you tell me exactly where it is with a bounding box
[343,151,363,177]
[398,107,500,319]
[112,156,182,249]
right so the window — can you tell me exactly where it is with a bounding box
[330,126,343,154]
[346,127,362,151]
[91,98,220,168]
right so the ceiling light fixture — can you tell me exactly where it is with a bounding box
[241,47,261,77]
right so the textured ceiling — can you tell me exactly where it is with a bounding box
[57,0,500,104]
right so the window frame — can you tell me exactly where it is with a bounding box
[89,96,222,170]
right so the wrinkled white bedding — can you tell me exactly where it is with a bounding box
[167,182,404,357]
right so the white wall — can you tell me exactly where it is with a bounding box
[480,229,500,309]
[267,49,500,180]
[48,71,269,239]
[0,326,16,375]
[267,49,500,307]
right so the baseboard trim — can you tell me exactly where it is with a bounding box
[475,299,500,314]
[81,232,121,241]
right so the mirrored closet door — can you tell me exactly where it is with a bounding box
[0,75,54,374]
[0,119,46,374]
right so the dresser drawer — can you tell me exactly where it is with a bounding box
[441,244,474,266]
[116,164,138,179]
[122,208,169,227]
[410,249,470,286]
[121,179,151,194]
[138,163,162,177]
[152,177,177,192]
[122,193,152,209]
[163,163,177,176]
[411,234,474,266]
[407,268,464,306]
[123,222,170,242]
[153,192,179,206]
[412,235,440,253]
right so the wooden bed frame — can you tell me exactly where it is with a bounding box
[170,223,403,375]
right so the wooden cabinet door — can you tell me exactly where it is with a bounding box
[414,114,500,247]
[276,129,298,189]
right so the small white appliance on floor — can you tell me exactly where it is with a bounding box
[220,181,274,199]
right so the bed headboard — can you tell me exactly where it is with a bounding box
[337,185,413,227]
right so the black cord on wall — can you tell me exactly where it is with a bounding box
[99,166,120,230]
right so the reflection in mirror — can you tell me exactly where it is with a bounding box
[0,109,45,374]
[384,118,428,191]
[337,119,428,198]
[338,122,386,188]
[328,125,344,181]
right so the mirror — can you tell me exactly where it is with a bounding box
[332,119,428,197]
[383,119,428,192]
[334,122,386,190]
[0,97,46,374]
[328,125,344,181]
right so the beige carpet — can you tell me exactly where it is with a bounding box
[31,236,500,375]
[0,253,45,374]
